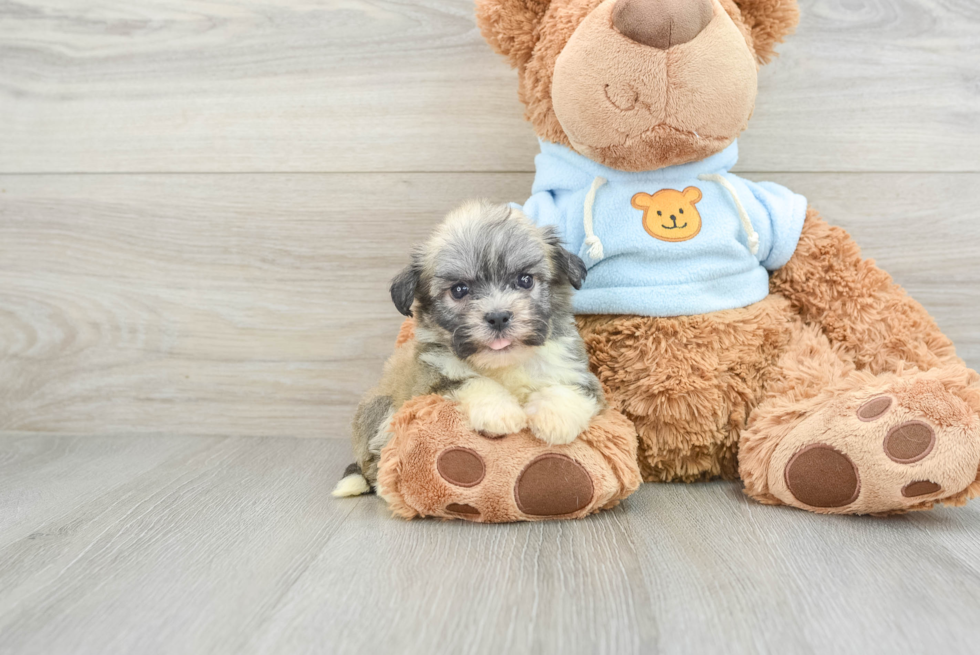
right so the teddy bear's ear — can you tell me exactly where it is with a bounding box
[475,0,551,68]
[730,0,800,65]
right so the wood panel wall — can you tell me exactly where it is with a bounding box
[1,0,978,438]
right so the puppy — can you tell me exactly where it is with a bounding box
[333,200,605,497]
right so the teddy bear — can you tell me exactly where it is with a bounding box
[374,0,980,520]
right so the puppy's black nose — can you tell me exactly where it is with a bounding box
[485,311,512,329]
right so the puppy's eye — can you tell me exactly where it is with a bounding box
[517,274,533,289]
[450,283,469,300]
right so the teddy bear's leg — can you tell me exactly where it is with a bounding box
[740,321,980,514]
[376,394,641,522]
[577,296,794,483]
[771,208,973,379]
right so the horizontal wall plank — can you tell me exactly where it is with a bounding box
[0,172,977,438]
[0,0,977,173]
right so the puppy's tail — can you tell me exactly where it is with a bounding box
[332,462,371,498]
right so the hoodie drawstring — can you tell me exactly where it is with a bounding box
[697,173,759,255]
[583,176,608,261]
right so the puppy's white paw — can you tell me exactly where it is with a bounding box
[454,378,527,437]
[525,385,598,446]
[466,398,527,437]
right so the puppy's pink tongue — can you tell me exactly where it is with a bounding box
[489,338,512,351]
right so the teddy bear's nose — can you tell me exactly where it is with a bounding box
[612,0,714,49]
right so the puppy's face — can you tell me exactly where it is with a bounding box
[391,201,586,369]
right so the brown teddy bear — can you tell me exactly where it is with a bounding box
[374,0,980,519]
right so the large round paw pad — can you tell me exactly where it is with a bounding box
[445,503,480,517]
[436,448,485,487]
[902,480,942,498]
[857,396,892,421]
[784,444,860,508]
[883,421,935,463]
[515,454,594,517]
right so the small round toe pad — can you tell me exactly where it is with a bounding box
[883,421,935,464]
[784,444,860,508]
[857,396,892,421]
[902,480,942,498]
[436,448,486,487]
[445,503,480,516]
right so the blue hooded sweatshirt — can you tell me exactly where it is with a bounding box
[516,140,808,317]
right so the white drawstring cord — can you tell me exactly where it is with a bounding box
[698,173,759,255]
[583,176,607,261]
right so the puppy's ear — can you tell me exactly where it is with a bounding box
[390,262,421,317]
[544,229,587,290]
[557,248,587,290]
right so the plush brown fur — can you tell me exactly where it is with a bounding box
[580,210,980,514]
[576,293,792,482]
[476,0,799,171]
[377,390,641,522]
[377,0,980,518]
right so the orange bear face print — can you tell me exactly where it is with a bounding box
[632,187,703,243]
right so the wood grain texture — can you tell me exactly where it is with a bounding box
[1,2,978,651]
[1,435,979,655]
[1,0,978,173]
[1,172,978,439]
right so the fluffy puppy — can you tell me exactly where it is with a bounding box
[333,200,605,497]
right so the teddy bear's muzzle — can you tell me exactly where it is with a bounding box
[550,0,758,172]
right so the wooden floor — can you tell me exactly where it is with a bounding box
[1,435,979,655]
[2,0,980,652]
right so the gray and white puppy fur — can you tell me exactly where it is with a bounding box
[333,200,606,497]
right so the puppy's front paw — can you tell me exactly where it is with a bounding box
[525,386,598,446]
[466,397,527,437]
[454,378,527,437]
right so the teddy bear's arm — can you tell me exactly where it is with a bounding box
[769,208,963,375]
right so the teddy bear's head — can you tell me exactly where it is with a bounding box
[476,0,799,172]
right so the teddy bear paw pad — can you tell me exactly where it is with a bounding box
[514,454,594,517]
[784,444,860,508]
[902,480,942,497]
[436,447,485,487]
[376,397,640,522]
[882,421,935,463]
[768,381,980,514]
[445,503,481,517]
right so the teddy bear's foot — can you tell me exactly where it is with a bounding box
[748,369,980,515]
[376,395,640,522]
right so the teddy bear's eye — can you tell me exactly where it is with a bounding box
[657,210,662,216]
[679,208,684,214]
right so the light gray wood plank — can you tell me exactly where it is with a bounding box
[1,435,979,655]
[245,491,659,655]
[0,435,360,655]
[1,172,977,439]
[621,482,980,654]
[0,432,221,548]
[0,0,978,173]
[0,172,530,438]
